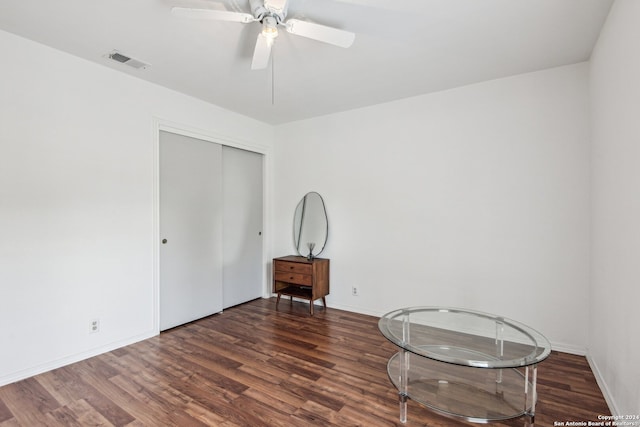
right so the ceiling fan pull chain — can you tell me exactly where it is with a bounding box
[271,51,275,106]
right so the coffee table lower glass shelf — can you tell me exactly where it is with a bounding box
[378,307,551,425]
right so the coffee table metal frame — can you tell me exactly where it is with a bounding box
[378,307,551,425]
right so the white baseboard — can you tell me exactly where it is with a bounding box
[550,342,588,356]
[586,353,618,416]
[266,295,386,318]
[0,330,157,388]
[327,302,385,318]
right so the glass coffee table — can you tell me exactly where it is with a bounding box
[378,307,551,425]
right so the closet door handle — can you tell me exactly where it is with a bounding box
[162,239,168,244]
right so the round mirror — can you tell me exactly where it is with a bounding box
[293,192,328,259]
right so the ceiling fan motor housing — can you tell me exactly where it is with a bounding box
[250,0,288,23]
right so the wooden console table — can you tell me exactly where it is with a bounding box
[273,256,329,315]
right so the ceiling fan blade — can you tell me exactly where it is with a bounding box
[251,33,274,70]
[284,19,355,48]
[171,7,255,23]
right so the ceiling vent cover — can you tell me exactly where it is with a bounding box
[105,50,150,70]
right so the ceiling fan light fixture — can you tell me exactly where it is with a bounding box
[261,16,279,39]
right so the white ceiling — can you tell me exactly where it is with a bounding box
[0,0,613,125]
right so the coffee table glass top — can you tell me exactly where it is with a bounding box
[378,307,551,368]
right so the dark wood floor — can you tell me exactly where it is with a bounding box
[0,298,610,426]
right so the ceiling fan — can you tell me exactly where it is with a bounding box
[171,0,356,70]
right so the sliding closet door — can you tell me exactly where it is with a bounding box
[222,146,263,308]
[159,131,223,331]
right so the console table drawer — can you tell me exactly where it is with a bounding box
[274,260,312,275]
[274,271,312,286]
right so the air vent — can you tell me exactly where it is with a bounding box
[105,50,150,70]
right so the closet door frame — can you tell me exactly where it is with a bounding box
[152,119,271,333]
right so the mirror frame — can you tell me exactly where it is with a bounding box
[293,191,328,259]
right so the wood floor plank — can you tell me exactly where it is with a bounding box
[45,399,112,427]
[36,371,81,408]
[48,364,135,426]
[0,398,13,423]
[181,400,230,426]
[0,297,611,426]
[0,419,20,427]
[0,377,64,427]
[108,373,208,427]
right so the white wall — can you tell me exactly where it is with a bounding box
[4,9,630,413]
[274,63,591,353]
[589,0,640,417]
[0,29,274,386]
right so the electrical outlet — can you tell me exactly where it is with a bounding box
[352,286,358,296]
[90,318,100,333]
